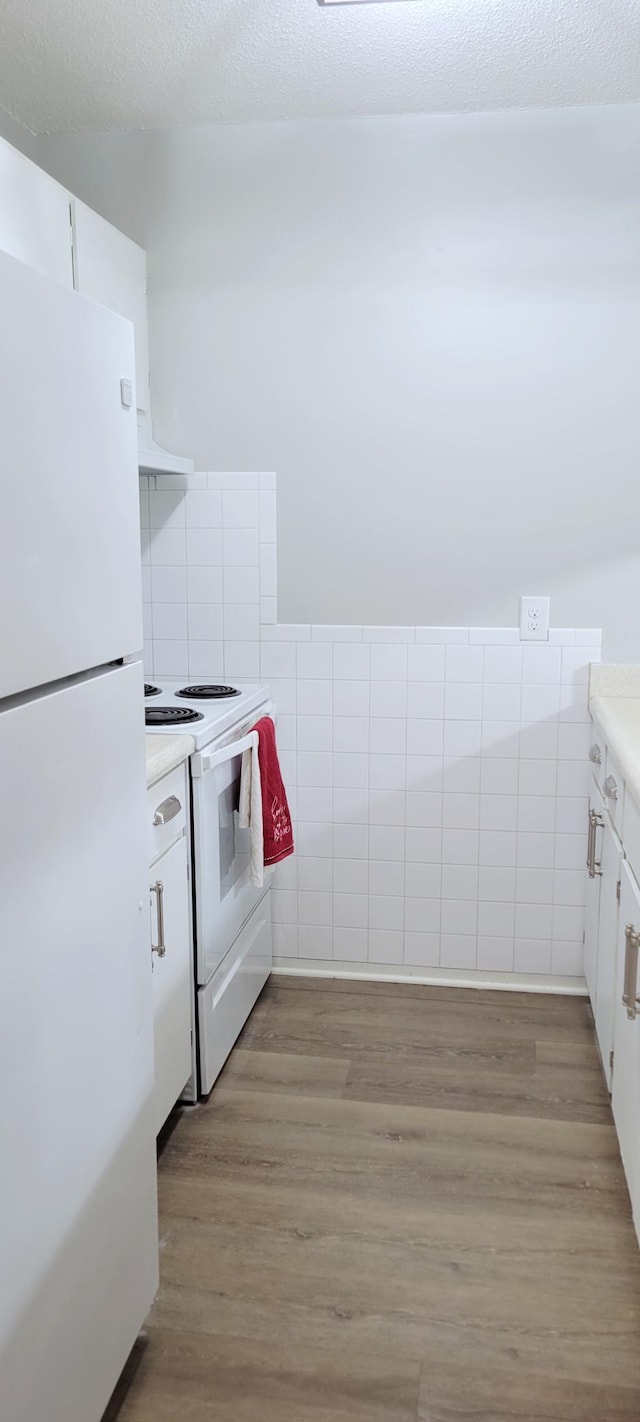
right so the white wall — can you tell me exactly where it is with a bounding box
[38,106,640,658]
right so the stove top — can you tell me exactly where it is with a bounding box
[145,705,205,727]
[144,678,270,750]
[175,684,240,700]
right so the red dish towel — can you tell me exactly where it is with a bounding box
[254,716,295,868]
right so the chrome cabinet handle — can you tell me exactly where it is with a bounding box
[586,811,595,875]
[623,923,640,1020]
[587,809,604,878]
[150,880,166,957]
[589,743,602,766]
[604,775,618,802]
[153,794,181,827]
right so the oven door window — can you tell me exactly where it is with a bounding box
[218,762,249,899]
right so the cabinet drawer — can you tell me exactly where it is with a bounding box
[148,764,187,865]
[603,747,624,832]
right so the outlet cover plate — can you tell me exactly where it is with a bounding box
[520,595,550,641]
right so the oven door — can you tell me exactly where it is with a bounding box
[191,725,272,985]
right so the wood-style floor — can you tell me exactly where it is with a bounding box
[105,977,640,1421]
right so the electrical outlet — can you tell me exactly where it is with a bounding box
[519,595,550,642]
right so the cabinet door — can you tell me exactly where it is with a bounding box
[594,815,623,1088]
[150,833,192,1133]
[72,198,150,417]
[583,779,603,1007]
[611,861,640,1240]
[0,137,73,287]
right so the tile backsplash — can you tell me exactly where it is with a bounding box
[140,470,276,682]
[140,471,601,984]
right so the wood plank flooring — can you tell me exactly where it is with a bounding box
[104,976,640,1421]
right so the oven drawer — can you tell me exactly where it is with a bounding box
[198,891,272,1094]
[148,764,188,866]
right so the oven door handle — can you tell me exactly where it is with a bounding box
[191,702,278,778]
[197,731,257,776]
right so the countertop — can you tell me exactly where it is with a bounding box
[145,733,194,788]
[590,663,640,699]
[590,664,640,808]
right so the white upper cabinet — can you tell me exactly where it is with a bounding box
[0,135,192,472]
[0,136,73,288]
[71,198,150,418]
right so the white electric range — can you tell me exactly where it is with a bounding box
[144,678,268,749]
[145,679,274,1095]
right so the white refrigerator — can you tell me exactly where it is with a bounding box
[0,251,158,1421]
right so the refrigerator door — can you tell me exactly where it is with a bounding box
[0,661,158,1422]
[0,249,143,700]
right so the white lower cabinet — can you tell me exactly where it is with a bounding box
[585,778,622,1088]
[594,814,623,1089]
[589,711,640,1250]
[583,779,603,1006]
[148,767,193,1133]
[611,861,640,1236]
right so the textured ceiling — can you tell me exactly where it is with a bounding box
[1,0,639,133]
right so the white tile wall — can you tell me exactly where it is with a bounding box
[140,470,276,681]
[140,471,601,981]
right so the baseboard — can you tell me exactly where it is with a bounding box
[272,957,588,996]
